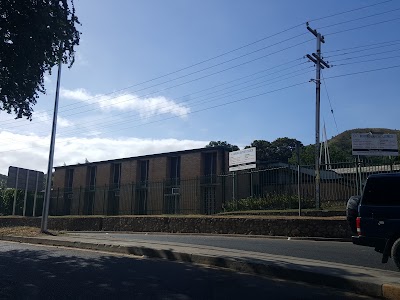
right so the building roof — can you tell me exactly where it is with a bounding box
[269,162,343,180]
[55,146,230,169]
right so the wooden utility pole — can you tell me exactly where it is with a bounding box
[306,23,330,210]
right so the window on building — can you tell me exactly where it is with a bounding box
[139,160,149,183]
[169,156,181,185]
[88,166,97,190]
[111,163,121,189]
[66,169,74,190]
[204,152,217,176]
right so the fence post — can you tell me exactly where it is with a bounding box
[296,142,301,216]
[56,187,60,216]
[78,186,82,215]
[103,184,107,215]
[131,182,134,215]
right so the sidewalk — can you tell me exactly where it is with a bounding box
[1,232,400,299]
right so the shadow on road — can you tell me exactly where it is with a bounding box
[0,243,371,299]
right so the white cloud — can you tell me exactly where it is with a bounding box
[0,130,207,175]
[60,88,190,118]
[35,111,74,128]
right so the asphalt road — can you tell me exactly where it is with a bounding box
[71,232,398,272]
[0,241,373,300]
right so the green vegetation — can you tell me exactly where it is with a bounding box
[1,0,81,119]
[289,128,400,165]
[224,195,315,212]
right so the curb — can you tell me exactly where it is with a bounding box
[71,231,352,242]
[0,235,398,299]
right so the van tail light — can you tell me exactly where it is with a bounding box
[356,217,361,236]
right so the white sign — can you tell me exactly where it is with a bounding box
[229,147,256,171]
[229,163,257,172]
[351,133,399,156]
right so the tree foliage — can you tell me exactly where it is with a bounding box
[206,141,239,151]
[246,137,302,163]
[0,0,81,119]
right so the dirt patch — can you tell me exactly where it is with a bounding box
[0,226,58,237]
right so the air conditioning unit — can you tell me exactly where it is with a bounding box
[171,187,180,195]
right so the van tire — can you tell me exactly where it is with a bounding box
[391,238,400,271]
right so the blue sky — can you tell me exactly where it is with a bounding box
[1,0,400,174]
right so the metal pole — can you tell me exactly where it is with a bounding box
[23,170,29,216]
[12,167,19,215]
[296,142,301,216]
[315,32,322,210]
[33,172,39,217]
[41,52,62,232]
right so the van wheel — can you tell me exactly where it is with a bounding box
[391,238,400,271]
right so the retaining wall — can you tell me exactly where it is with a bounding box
[0,216,352,238]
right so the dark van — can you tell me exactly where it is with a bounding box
[352,173,400,270]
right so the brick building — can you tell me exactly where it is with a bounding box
[51,147,231,216]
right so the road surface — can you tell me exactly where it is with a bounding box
[0,240,373,299]
[70,232,398,272]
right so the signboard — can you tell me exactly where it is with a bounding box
[229,147,256,172]
[351,133,399,156]
[7,166,44,191]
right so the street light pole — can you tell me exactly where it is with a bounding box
[41,51,63,233]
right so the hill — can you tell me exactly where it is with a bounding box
[328,128,400,157]
[292,128,400,165]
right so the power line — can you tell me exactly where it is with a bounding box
[9,0,393,117]
[324,64,400,80]
[2,63,400,154]
[331,54,400,66]
[0,81,310,154]
[308,0,394,23]
[326,16,400,36]
[325,46,400,59]
[0,59,309,132]
[317,7,400,30]
[321,70,339,134]
[324,39,400,53]
[1,66,314,138]
[0,38,313,129]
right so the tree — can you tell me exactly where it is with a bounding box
[246,140,273,162]
[206,141,239,151]
[0,0,81,119]
[246,138,302,164]
[271,137,303,163]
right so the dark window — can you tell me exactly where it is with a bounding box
[140,160,149,183]
[111,163,121,188]
[204,152,217,176]
[169,156,181,184]
[66,169,74,189]
[88,166,97,189]
[362,176,400,206]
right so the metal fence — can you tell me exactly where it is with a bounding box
[2,159,399,216]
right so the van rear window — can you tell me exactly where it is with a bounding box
[362,177,400,205]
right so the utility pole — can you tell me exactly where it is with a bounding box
[41,49,63,233]
[306,23,330,210]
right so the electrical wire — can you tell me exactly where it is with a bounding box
[325,16,400,36]
[0,81,310,154]
[324,39,400,53]
[317,7,400,30]
[331,54,400,66]
[1,65,314,137]
[321,70,339,134]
